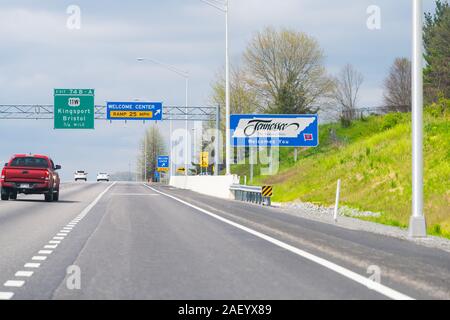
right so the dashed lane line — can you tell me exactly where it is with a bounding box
[38,250,53,255]
[4,280,25,288]
[1,182,116,300]
[0,292,14,300]
[15,271,33,277]
[31,256,47,261]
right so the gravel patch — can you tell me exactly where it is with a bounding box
[273,200,450,254]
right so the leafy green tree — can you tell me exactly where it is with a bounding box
[424,0,450,101]
[243,27,334,114]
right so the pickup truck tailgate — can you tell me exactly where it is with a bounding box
[4,167,48,183]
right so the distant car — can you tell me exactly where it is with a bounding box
[96,173,109,182]
[74,170,87,181]
[1,154,61,202]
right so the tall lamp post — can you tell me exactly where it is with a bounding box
[137,58,189,177]
[409,0,427,237]
[201,0,230,175]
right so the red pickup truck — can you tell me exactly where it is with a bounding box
[1,154,61,202]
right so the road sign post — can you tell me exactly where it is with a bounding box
[54,89,95,129]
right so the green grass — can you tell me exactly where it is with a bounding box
[231,101,450,239]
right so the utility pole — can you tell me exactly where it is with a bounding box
[201,0,230,175]
[215,104,220,176]
[136,57,189,177]
[409,0,427,237]
[144,131,148,182]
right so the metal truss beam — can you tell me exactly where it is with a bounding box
[0,105,218,122]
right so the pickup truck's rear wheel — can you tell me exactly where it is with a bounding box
[45,190,54,202]
[1,188,9,201]
[53,190,59,202]
[9,192,17,200]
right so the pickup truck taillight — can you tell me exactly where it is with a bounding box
[44,171,50,181]
[1,168,5,181]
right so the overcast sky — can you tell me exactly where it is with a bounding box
[0,0,436,180]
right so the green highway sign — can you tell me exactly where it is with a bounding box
[54,89,95,129]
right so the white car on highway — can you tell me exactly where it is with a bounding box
[74,170,88,181]
[96,173,109,182]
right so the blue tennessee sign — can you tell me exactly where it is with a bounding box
[230,114,319,147]
[106,102,163,120]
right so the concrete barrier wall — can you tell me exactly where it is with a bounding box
[169,175,239,199]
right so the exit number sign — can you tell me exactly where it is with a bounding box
[54,89,95,129]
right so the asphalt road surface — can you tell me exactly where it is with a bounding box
[0,182,449,300]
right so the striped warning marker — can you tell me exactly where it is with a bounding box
[262,186,273,197]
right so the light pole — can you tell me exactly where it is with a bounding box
[409,0,427,237]
[144,132,148,182]
[201,0,230,175]
[137,58,189,177]
[192,127,197,172]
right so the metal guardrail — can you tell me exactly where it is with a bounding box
[230,184,271,206]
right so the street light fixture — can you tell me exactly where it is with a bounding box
[137,57,190,177]
[200,0,231,175]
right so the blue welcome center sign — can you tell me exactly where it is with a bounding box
[106,102,163,121]
[230,114,319,147]
[157,155,170,171]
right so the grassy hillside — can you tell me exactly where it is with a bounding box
[231,100,450,238]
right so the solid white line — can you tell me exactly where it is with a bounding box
[38,250,53,255]
[31,256,47,261]
[15,271,33,277]
[4,280,25,287]
[0,292,14,300]
[44,245,57,249]
[24,263,40,268]
[144,184,414,301]
[112,193,160,196]
[71,182,115,221]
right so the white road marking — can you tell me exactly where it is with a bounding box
[71,183,115,222]
[112,193,160,196]
[0,292,14,300]
[38,250,53,255]
[24,263,40,268]
[31,256,47,261]
[4,280,25,287]
[15,271,33,277]
[0,183,116,299]
[145,184,414,301]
